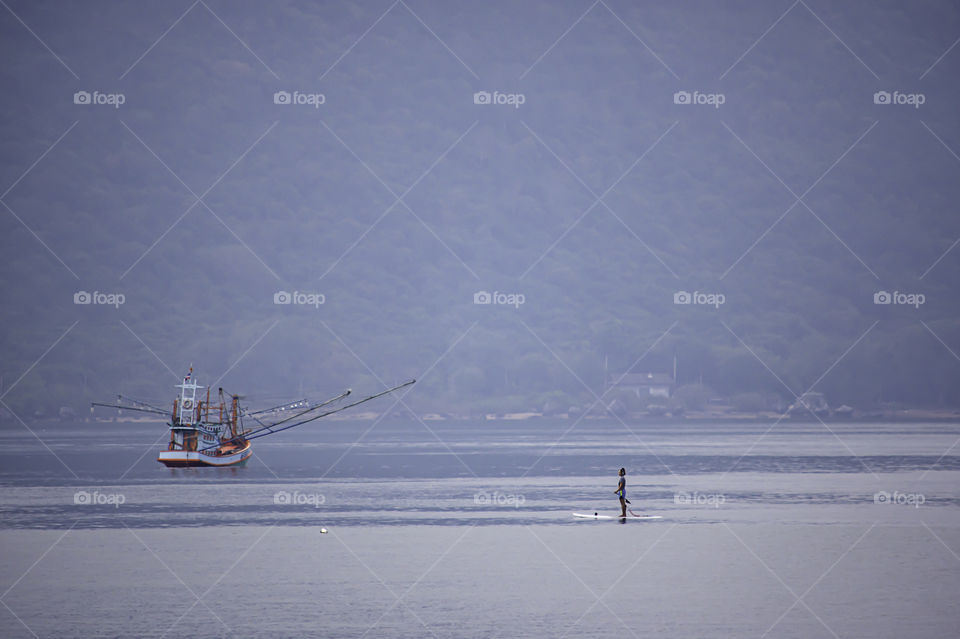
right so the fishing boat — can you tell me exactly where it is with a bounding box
[93,368,413,467]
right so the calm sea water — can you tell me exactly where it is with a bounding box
[1,419,959,638]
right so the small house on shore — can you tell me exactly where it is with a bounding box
[606,372,676,399]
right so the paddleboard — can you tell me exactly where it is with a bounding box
[572,512,662,520]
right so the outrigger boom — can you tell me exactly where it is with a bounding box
[228,381,413,446]
[93,369,415,468]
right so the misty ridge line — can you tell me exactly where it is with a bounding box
[0,1,958,424]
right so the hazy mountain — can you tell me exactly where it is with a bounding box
[2,0,959,416]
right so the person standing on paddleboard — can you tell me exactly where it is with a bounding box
[615,467,628,517]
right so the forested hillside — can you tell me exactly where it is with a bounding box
[2,1,959,417]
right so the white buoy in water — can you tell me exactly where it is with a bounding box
[320,528,328,534]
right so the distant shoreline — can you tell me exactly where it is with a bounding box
[6,409,959,428]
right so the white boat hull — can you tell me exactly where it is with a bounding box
[158,442,252,467]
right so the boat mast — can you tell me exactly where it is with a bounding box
[231,394,239,438]
[174,367,202,426]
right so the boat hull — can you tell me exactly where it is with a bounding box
[158,442,252,467]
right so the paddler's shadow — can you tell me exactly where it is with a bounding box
[618,517,627,524]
